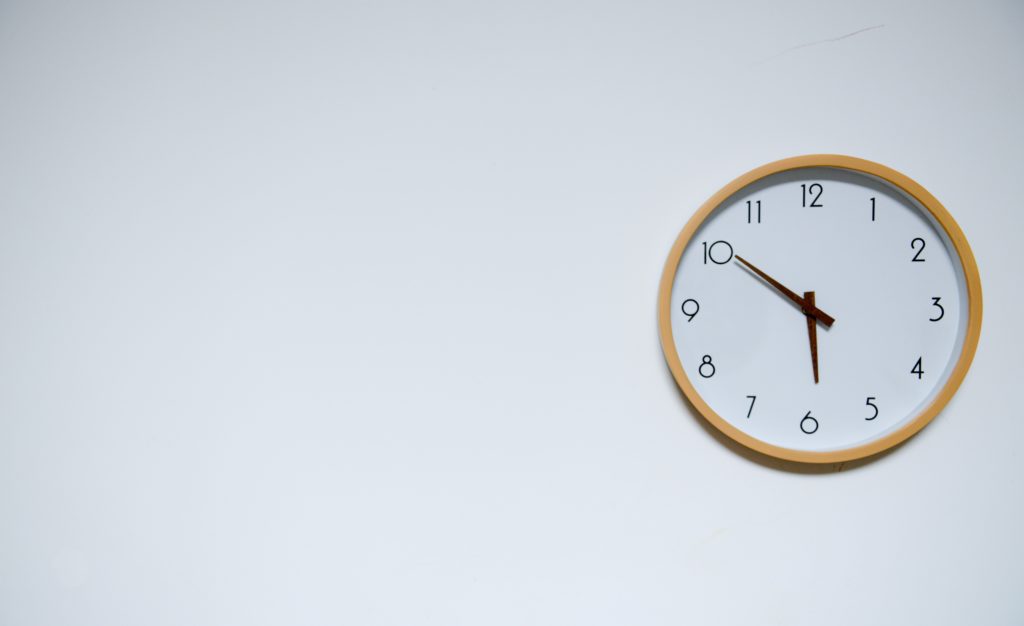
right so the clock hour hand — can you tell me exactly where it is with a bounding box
[734,255,835,327]
[804,291,820,384]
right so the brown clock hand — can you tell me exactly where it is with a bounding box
[804,291,820,383]
[735,255,835,327]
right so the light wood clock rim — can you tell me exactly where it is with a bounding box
[657,154,983,464]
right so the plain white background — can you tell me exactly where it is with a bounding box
[0,1,1021,624]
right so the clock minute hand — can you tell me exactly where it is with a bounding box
[734,255,835,327]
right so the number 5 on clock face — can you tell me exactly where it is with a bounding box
[657,155,982,464]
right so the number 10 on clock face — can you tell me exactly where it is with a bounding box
[658,156,981,463]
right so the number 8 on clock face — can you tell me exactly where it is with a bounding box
[657,155,982,463]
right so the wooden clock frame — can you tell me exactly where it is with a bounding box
[657,154,983,464]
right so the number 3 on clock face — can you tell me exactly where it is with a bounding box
[657,155,982,463]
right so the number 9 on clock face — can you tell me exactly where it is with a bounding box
[657,155,982,463]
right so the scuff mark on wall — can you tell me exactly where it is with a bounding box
[758,24,885,64]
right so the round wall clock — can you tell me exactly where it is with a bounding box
[658,155,982,463]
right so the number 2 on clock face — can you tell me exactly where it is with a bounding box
[658,156,981,463]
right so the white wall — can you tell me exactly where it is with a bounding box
[1,1,1021,624]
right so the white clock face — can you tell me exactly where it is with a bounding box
[668,166,970,454]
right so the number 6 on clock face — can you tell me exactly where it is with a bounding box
[657,155,982,464]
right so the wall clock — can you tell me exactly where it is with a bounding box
[657,155,982,463]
